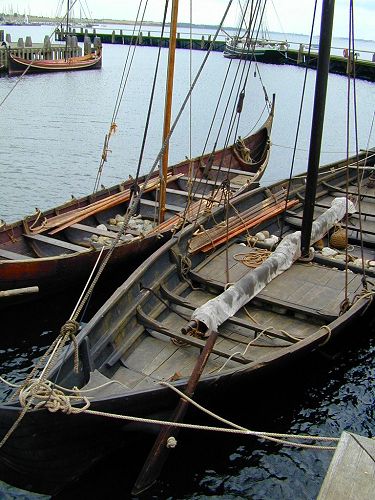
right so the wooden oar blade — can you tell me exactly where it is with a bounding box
[132,328,218,495]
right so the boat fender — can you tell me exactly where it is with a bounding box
[167,436,177,448]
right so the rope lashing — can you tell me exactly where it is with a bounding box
[339,297,351,315]
[235,136,252,162]
[350,288,375,313]
[59,319,80,373]
[29,208,44,230]
[317,325,332,346]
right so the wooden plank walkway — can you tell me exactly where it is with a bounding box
[318,431,375,499]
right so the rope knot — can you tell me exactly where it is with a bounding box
[339,298,351,315]
[59,320,80,373]
[19,380,90,414]
[60,319,80,340]
[166,436,177,448]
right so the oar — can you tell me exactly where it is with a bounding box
[132,327,218,496]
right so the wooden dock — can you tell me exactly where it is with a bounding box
[318,431,375,499]
[53,27,375,82]
[1,26,374,81]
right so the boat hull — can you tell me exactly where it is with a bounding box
[0,102,274,309]
[0,296,370,495]
[7,52,102,77]
[0,150,374,494]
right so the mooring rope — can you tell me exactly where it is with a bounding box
[2,376,338,451]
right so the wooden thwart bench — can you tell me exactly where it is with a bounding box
[24,233,90,253]
[0,248,34,260]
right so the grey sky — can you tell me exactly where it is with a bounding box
[0,1,373,40]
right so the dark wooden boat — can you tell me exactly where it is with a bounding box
[7,49,102,77]
[0,148,374,494]
[0,102,274,308]
[0,1,373,492]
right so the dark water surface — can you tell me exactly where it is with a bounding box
[0,24,374,499]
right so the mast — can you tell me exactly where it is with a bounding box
[158,0,179,223]
[65,0,70,61]
[300,0,335,257]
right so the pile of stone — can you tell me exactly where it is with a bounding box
[89,214,157,248]
[318,246,375,269]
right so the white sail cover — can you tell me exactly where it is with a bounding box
[191,197,356,331]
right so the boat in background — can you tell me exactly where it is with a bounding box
[1,0,275,312]
[224,0,288,60]
[0,106,273,309]
[7,49,102,76]
[6,0,102,77]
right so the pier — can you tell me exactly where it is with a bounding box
[54,27,375,82]
[1,26,374,81]
[318,432,375,499]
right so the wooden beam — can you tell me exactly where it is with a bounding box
[136,306,252,364]
[24,233,90,253]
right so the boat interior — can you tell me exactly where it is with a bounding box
[53,158,375,399]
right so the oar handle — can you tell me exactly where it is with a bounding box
[132,328,218,495]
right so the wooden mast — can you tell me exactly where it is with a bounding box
[65,0,70,61]
[158,0,179,223]
[300,0,335,256]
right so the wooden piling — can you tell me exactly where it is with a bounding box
[297,43,305,64]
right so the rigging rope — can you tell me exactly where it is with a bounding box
[278,0,318,241]
[0,0,81,109]
[93,0,149,192]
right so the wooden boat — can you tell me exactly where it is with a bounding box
[7,0,102,77]
[0,148,373,495]
[7,49,102,77]
[1,0,274,308]
[0,98,274,308]
[0,1,373,494]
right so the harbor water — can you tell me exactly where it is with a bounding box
[0,23,374,499]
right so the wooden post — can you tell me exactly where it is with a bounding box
[297,43,304,64]
[84,35,91,55]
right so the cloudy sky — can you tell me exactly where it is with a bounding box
[1,0,373,40]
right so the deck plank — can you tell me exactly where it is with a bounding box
[318,432,375,500]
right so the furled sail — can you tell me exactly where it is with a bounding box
[191,197,356,331]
